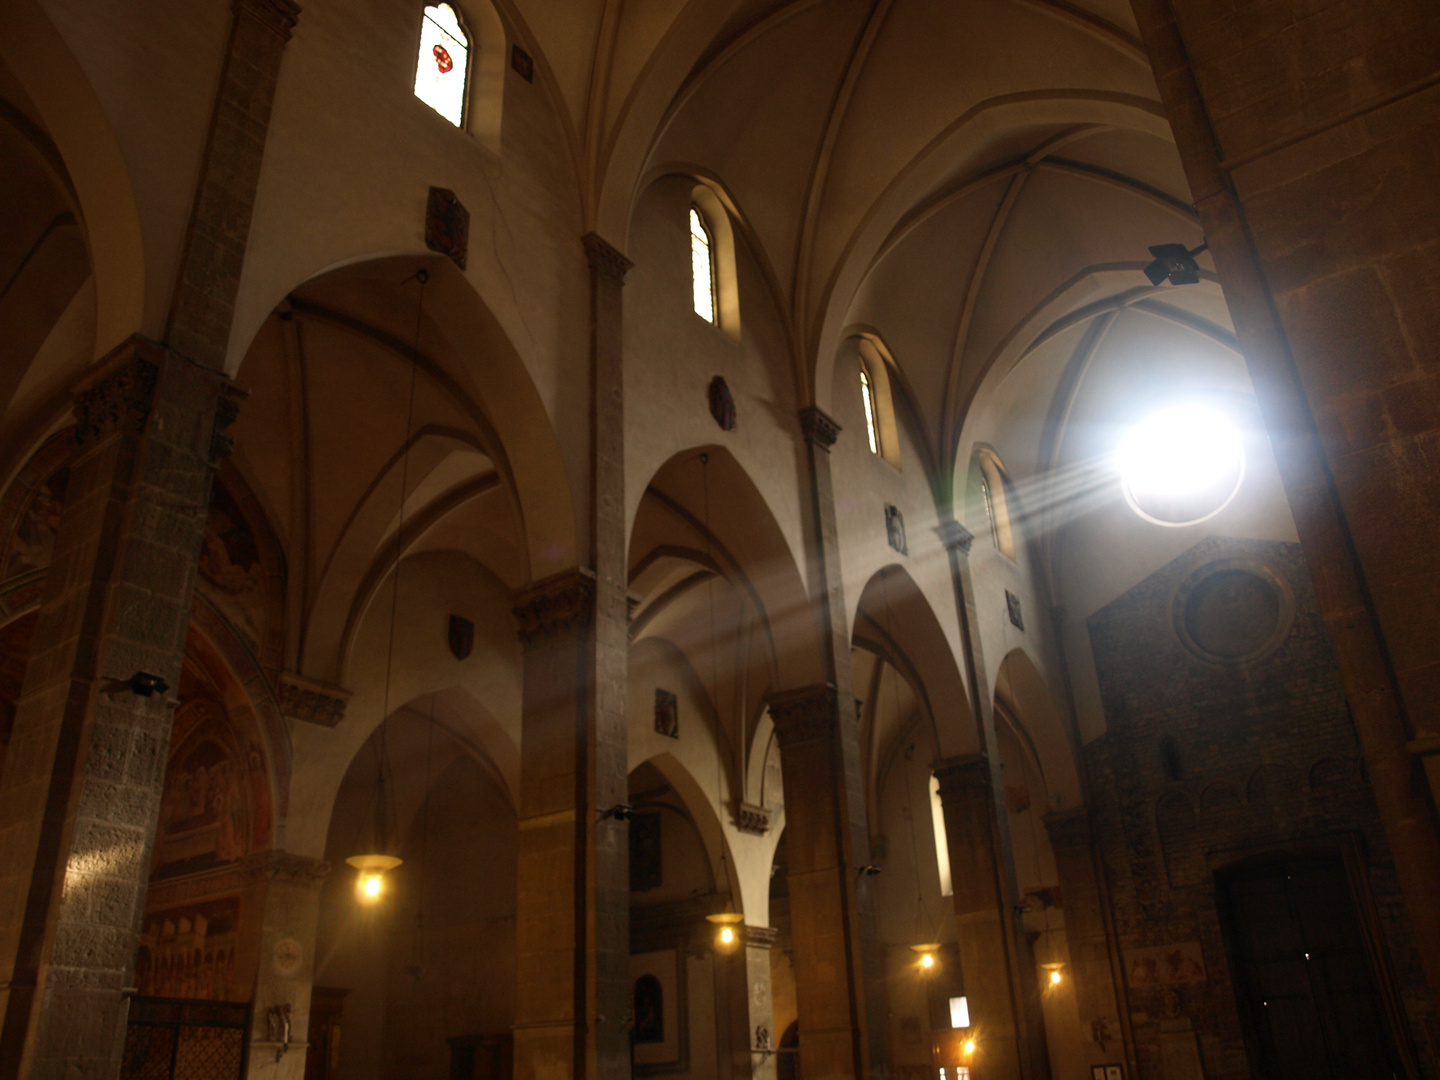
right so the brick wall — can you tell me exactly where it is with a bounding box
[1085,536,1439,1079]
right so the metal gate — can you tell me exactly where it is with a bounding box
[122,998,251,1080]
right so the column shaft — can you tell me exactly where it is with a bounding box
[0,342,239,1080]
[1042,810,1132,1074]
[240,852,330,1080]
[512,233,631,1080]
[936,526,1048,1080]
[783,405,889,1080]
[720,926,778,1080]
[934,756,1028,1080]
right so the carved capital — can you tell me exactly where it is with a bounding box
[735,802,771,836]
[932,754,991,805]
[936,519,975,556]
[1043,806,1092,851]
[279,672,351,728]
[73,338,164,449]
[242,849,330,887]
[745,925,780,949]
[767,684,839,747]
[514,569,596,649]
[233,0,301,39]
[582,233,633,285]
[798,407,840,451]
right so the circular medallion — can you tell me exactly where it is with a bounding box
[273,937,303,977]
[1173,558,1294,665]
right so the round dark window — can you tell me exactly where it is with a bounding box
[1181,569,1281,660]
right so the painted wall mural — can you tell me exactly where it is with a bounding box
[135,897,241,1000]
[153,699,272,880]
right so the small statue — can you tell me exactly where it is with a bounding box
[755,1025,771,1051]
[267,1003,292,1057]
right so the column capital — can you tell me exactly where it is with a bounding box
[797,407,840,451]
[73,337,164,448]
[73,336,245,464]
[766,683,838,747]
[278,671,351,728]
[514,568,597,648]
[242,849,330,888]
[936,519,975,556]
[735,801,771,835]
[933,753,991,802]
[745,925,780,949]
[1042,805,1092,850]
[233,0,301,39]
[582,232,633,284]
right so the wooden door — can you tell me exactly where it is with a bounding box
[1218,852,1403,1079]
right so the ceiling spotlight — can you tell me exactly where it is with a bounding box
[1143,242,1208,286]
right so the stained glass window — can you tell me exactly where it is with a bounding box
[414,4,469,127]
[690,208,716,323]
[860,364,880,455]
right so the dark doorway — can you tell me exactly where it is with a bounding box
[1217,850,1407,1079]
[776,1021,799,1080]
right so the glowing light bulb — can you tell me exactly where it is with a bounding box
[1050,970,1062,986]
[363,874,383,898]
[920,952,935,969]
[719,926,735,945]
[963,1040,976,1056]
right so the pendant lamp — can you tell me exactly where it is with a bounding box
[347,268,427,904]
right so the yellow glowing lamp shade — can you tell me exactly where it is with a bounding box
[910,943,941,969]
[347,853,402,900]
[347,853,403,874]
[706,911,743,946]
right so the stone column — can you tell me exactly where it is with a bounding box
[1128,0,1440,1006]
[768,685,883,1080]
[936,524,1048,1080]
[240,851,330,1080]
[166,0,301,370]
[511,232,631,1080]
[934,756,1032,1080]
[1042,809,1132,1074]
[0,340,241,1080]
[784,405,890,1080]
[718,926,778,1080]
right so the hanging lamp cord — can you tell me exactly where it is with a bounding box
[373,268,427,855]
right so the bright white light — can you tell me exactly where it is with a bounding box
[1117,401,1245,526]
[362,874,383,899]
[949,996,970,1029]
[691,209,716,322]
[414,4,469,127]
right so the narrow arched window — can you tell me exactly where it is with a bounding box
[977,451,1017,560]
[414,4,470,127]
[860,363,880,455]
[690,207,716,323]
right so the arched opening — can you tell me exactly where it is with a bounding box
[315,703,518,1080]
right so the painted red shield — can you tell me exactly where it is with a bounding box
[433,44,454,73]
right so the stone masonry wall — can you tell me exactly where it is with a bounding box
[1084,536,1439,1080]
